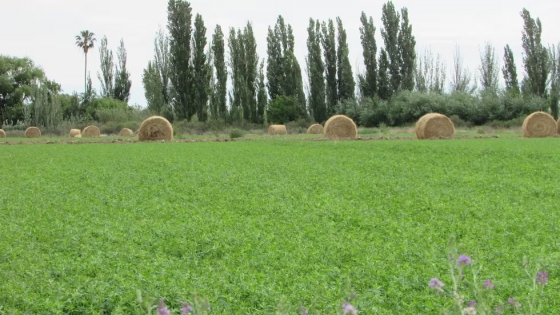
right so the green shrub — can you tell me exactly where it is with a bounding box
[229,129,245,139]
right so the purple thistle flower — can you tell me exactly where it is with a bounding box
[468,300,477,307]
[537,270,548,285]
[181,302,193,314]
[157,299,171,315]
[508,297,521,309]
[429,278,445,290]
[342,302,357,315]
[457,254,472,266]
[483,279,494,289]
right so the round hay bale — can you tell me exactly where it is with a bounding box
[24,127,41,138]
[306,124,324,134]
[82,125,101,138]
[120,128,134,137]
[415,113,455,139]
[323,115,357,140]
[0,129,5,138]
[138,116,173,141]
[522,111,556,138]
[268,125,287,135]
[69,129,81,137]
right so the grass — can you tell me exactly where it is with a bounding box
[0,138,558,314]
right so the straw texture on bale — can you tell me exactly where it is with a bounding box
[306,124,324,134]
[268,125,287,135]
[82,125,101,138]
[0,129,5,138]
[323,115,357,140]
[25,127,41,138]
[120,128,134,137]
[522,111,556,138]
[69,129,81,137]
[138,116,173,141]
[415,113,455,139]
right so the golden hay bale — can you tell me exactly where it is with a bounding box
[415,113,455,139]
[306,124,324,134]
[0,129,5,138]
[82,125,101,138]
[522,111,556,138]
[120,128,134,137]
[323,115,357,140]
[24,127,41,138]
[268,125,287,135]
[138,116,173,141]
[69,129,81,137]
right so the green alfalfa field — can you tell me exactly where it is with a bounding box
[0,138,559,314]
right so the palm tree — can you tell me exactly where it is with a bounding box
[75,30,96,92]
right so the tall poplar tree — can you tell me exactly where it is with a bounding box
[520,8,550,98]
[378,49,391,100]
[336,17,355,102]
[502,45,520,95]
[167,0,193,120]
[97,36,114,98]
[322,19,337,115]
[243,22,259,123]
[358,12,377,99]
[307,18,326,122]
[381,1,401,95]
[192,14,208,121]
[266,16,306,118]
[256,60,267,123]
[398,7,415,91]
[478,42,499,93]
[211,25,227,120]
[113,39,132,103]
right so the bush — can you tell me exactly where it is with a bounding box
[267,95,302,124]
[229,129,245,139]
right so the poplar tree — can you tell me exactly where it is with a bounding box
[336,17,355,102]
[520,8,550,98]
[167,0,193,120]
[502,44,520,95]
[358,12,377,99]
[306,18,326,122]
[322,19,337,115]
[381,1,401,94]
[211,25,227,120]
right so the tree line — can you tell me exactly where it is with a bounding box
[141,0,560,127]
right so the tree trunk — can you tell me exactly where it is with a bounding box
[84,52,87,93]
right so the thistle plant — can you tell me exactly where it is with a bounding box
[428,251,550,315]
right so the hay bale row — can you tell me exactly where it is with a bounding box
[0,129,5,138]
[415,113,455,139]
[138,116,173,141]
[306,124,324,134]
[324,115,357,140]
[25,127,41,138]
[268,125,287,135]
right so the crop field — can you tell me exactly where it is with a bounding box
[0,138,559,314]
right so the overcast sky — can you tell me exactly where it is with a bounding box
[2,0,560,106]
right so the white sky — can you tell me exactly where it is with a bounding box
[2,0,559,106]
